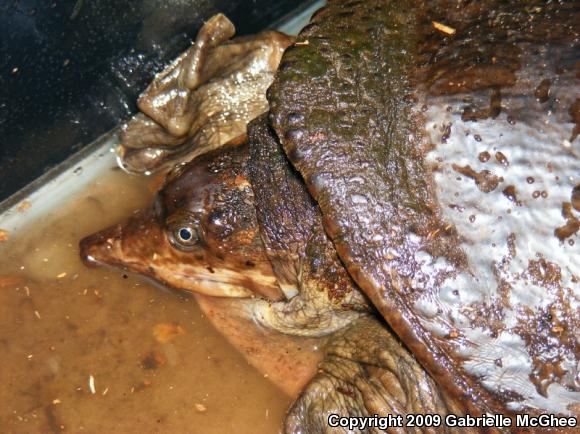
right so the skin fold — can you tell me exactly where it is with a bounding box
[193,294,326,398]
[117,13,293,174]
[247,115,370,337]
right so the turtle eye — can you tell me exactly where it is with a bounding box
[169,225,199,250]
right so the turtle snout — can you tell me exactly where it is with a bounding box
[79,223,124,267]
[79,206,162,269]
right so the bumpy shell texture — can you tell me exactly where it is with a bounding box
[268,0,580,416]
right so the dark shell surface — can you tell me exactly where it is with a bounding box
[268,0,580,416]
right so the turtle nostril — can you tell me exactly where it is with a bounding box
[79,234,103,267]
[78,207,157,268]
[78,225,123,267]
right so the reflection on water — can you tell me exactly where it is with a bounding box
[0,167,290,433]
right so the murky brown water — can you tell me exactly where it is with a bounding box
[0,166,291,433]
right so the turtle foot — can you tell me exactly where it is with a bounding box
[285,316,470,434]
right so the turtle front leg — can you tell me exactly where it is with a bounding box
[252,226,371,337]
[285,316,470,434]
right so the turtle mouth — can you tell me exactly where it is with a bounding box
[80,229,253,297]
[79,203,162,267]
[151,265,256,298]
[79,222,125,268]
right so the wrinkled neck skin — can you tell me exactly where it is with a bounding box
[247,115,371,337]
[193,293,326,398]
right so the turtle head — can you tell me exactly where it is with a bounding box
[80,142,283,300]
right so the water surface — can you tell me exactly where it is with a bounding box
[0,166,290,433]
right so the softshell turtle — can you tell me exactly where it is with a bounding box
[81,0,579,432]
[82,116,463,427]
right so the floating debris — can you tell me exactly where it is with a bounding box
[56,272,67,279]
[88,375,96,394]
[432,21,456,35]
[194,403,207,412]
[70,0,84,20]
[153,323,185,343]
[141,351,167,370]
[0,276,22,288]
[17,201,31,212]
